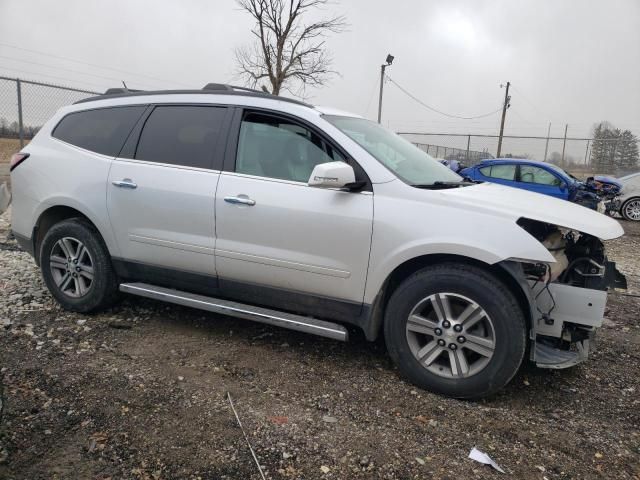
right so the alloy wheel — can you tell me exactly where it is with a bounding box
[405,293,496,378]
[624,199,640,221]
[49,237,94,298]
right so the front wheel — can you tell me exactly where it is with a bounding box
[621,198,640,221]
[384,263,527,399]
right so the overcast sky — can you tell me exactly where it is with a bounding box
[1,0,639,141]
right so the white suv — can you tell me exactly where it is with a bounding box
[9,84,627,398]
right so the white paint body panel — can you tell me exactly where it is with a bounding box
[619,172,640,203]
[107,159,218,275]
[10,137,119,256]
[215,172,373,302]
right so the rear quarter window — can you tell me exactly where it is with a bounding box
[52,106,146,156]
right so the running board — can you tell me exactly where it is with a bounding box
[119,282,349,342]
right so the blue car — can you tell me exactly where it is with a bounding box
[460,159,600,209]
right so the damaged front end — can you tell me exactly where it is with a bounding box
[503,218,627,369]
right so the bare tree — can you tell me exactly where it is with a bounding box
[235,0,346,96]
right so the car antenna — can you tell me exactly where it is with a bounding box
[122,80,128,90]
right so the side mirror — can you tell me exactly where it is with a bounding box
[308,161,356,189]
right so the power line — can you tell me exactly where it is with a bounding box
[0,42,189,88]
[0,54,159,89]
[0,66,108,90]
[385,75,504,120]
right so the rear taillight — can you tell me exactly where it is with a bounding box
[9,153,29,172]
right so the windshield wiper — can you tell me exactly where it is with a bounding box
[412,180,476,189]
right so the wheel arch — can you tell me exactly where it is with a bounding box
[32,204,115,266]
[362,253,533,341]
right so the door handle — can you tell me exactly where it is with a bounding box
[112,179,138,189]
[224,195,256,206]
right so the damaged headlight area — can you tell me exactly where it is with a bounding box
[506,218,627,369]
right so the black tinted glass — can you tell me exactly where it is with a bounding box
[52,106,146,156]
[135,106,226,169]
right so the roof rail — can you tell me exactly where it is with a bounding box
[103,87,144,95]
[202,83,233,91]
[74,83,312,107]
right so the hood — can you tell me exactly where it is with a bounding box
[439,182,624,240]
[594,175,623,189]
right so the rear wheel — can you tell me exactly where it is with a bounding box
[384,263,527,399]
[40,218,119,312]
[621,198,640,221]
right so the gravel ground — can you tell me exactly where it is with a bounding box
[0,208,639,480]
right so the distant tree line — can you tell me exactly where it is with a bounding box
[0,117,40,139]
[590,121,639,173]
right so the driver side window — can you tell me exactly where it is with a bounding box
[236,112,344,183]
[519,165,562,186]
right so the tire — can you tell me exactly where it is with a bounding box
[620,197,640,221]
[39,218,119,313]
[384,263,526,399]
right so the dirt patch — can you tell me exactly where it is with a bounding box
[0,211,639,479]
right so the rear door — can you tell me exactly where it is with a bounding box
[107,104,230,283]
[214,110,373,313]
[517,165,568,199]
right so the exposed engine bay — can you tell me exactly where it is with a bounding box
[509,218,627,369]
[517,218,626,290]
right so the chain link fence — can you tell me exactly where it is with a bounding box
[399,132,640,177]
[0,76,99,145]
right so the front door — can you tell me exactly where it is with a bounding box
[107,105,228,280]
[518,165,568,199]
[214,111,374,310]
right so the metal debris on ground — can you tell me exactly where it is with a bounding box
[227,392,266,480]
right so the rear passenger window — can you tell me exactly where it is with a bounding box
[480,164,516,180]
[52,106,145,156]
[135,106,226,169]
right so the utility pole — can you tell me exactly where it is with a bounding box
[561,123,568,164]
[496,81,510,158]
[377,54,394,124]
[543,122,551,162]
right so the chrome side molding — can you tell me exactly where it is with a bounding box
[119,282,348,341]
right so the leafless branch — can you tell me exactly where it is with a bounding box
[235,0,346,95]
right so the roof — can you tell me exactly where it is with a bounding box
[74,83,313,108]
[480,158,549,165]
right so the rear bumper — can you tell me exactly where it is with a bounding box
[12,231,34,258]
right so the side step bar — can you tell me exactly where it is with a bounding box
[119,282,349,342]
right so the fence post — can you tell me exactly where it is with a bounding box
[17,78,24,148]
[466,135,470,162]
[560,123,568,165]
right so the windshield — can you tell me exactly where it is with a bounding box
[324,115,462,185]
